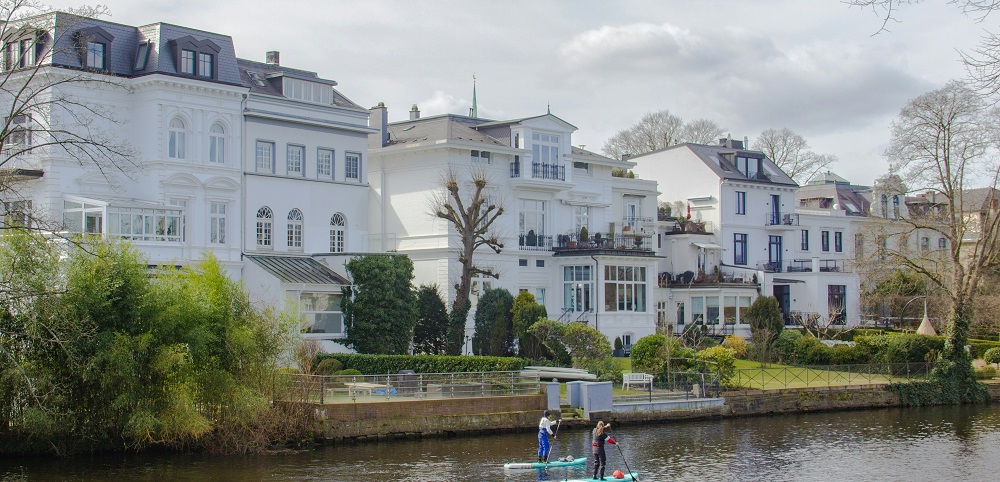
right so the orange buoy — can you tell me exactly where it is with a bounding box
[613,469,625,479]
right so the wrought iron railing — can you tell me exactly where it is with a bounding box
[554,232,653,251]
[284,371,541,404]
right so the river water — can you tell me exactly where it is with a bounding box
[3,405,1000,481]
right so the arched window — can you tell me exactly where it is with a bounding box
[892,195,901,219]
[330,213,346,253]
[209,122,225,163]
[168,117,186,159]
[256,206,273,248]
[287,208,303,250]
[880,195,888,219]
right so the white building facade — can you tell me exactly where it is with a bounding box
[368,106,660,353]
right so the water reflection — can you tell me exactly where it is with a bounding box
[2,405,1000,481]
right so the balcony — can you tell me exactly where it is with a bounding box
[552,231,654,255]
[663,219,714,235]
[659,269,758,287]
[509,161,565,181]
[764,212,799,228]
[773,259,853,273]
[518,232,553,251]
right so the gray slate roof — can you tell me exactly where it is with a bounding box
[247,255,349,285]
[386,115,508,147]
[636,143,798,186]
[237,58,363,110]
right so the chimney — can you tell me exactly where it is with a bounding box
[718,138,728,147]
[409,104,420,120]
[369,102,388,148]
[265,51,280,65]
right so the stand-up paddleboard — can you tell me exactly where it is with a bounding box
[503,456,587,470]
[562,471,639,481]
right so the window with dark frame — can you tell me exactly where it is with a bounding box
[834,231,843,253]
[734,233,747,265]
[736,191,746,215]
[134,42,150,70]
[197,52,213,78]
[801,229,809,251]
[821,230,830,252]
[180,49,195,74]
[86,41,105,69]
[828,285,846,324]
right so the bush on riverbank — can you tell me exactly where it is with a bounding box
[315,353,526,374]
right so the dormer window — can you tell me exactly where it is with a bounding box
[735,156,760,179]
[180,49,195,74]
[3,27,44,71]
[134,41,150,70]
[282,77,334,104]
[169,36,220,80]
[73,26,114,71]
[86,41,105,69]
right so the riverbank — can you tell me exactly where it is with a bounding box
[315,380,1000,443]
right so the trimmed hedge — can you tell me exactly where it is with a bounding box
[314,353,526,374]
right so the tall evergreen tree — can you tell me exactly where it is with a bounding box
[413,285,449,355]
[472,288,514,356]
[340,254,418,354]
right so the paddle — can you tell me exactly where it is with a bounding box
[610,432,637,481]
[544,419,562,465]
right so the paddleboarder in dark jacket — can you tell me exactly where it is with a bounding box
[591,421,615,480]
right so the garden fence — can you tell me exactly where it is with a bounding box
[282,371,541,404]
[726,362,936,390]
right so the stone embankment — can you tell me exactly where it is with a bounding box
[314,381,1000,443]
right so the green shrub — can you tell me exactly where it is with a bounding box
[974,366,997,380]
[774,330,802,363]
[315,358,343,375]
[335,369,362,376]
[695,346,736,384]
[315,353,526,374]
[883,334,945,364]
[969,339,1000,358]
[984,347,1000,366]
[830,344,866,365]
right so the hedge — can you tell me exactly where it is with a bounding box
[314,353,526,374]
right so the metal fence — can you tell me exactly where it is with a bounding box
[614,371,724,403]
[726,362,936,390]
[284,371,542,404]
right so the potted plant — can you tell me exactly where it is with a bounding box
[527,229,537,247]
[565,234,577,248]
[594,232,603,247]
[613,337,625,357]
[580,226,589,244]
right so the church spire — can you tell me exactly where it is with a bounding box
[471,74,478,118]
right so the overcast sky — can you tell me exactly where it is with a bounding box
[51,0,990,186]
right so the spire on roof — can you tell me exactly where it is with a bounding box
[471,74,478,118]
[547,102,551,114]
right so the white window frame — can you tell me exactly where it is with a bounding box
[209,201,227,245]
[208,122,226,164]
[287,144,305,176]
[317,148,334,178]
[330,212,346,252]
[603,265,647,312]
[563,265,592,313]
[168,117,186,160]
[345,152,361,181]
[287,208,303,251]
[256,206,273,249]
[256,140,275,173]
[300,292,344,337]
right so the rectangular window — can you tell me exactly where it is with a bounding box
[317,148,334,178]
[691,297,704,325]
[18,39,33,68]
[470,150,491,164]
[828,285,847,324]
[209,202,226,244]
[574,206,589,236]
[834,231,843,253]
[345,152,360,180]
[197,52,213,78]
[739,296,752,324]
[736,191,746,215]
[62,200,104,234]
[107,206,184,242]
[535,259,544,268]
[821,230,830,252]
[134,42,150,70]
[300,292,344,336]
[938,238,948,249]
[706,296,720,325]
[724,296,738,325]
[519,199,546,248]
[180,49,195,74]
[282,77,334,105]
[2,200,31,228]
[531,132,560,165]
[735,156,759,179]
[801,229,810,251]
[603,265,647,312]
[573,161,590,174]
[6,114,31,148]
[255,141,274,172]
[563,266,592,312]
[86,42,105,69]
[287,145,304,175]
[623,197,643,231]
[675,302,685,326]
[519,258,528,267]
[734,233,748,265]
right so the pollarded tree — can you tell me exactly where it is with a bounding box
[471,287,514,356]
[430,169,504,355]
[412,284,450,355]
[881,81,1000,402]
[752,128,836,184]
[340,254,418,355]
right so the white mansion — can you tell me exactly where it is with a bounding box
[3,13,866,353]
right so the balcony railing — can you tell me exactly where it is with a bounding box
[664,220,714,235]
[553,232,653,252]
[758,261,784,273]
[518,233,553,251]
[784,259,852,273]
[510,162,565,181]
[765,213,799,226]
[658,269,757,286]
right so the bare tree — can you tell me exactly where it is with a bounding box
[430,169,505,354]
[847,1,1000,96]
[881,80,1000,400]
[679,118,727,145]
[0,3,137,236]
[601,109,727,160]
[752,127,836,184]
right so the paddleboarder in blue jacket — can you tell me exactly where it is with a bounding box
[537,410,556,463]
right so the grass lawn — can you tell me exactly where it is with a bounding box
[729,359,919,390]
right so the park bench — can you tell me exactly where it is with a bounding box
[622,372,654,390]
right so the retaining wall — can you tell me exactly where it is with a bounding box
[316,395,548,442]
